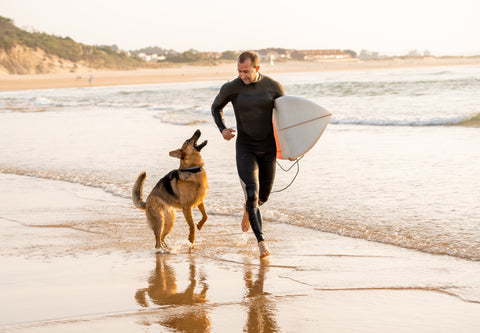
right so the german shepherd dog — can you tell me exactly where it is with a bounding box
[132,130,208,250]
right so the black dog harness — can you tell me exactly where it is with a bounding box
[158,166,204,198]
[179,166,203,173]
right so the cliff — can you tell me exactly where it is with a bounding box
[0,16,144,74]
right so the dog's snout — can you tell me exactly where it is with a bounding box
[195,140,208,151]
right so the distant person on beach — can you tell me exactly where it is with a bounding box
[211,51,285,258]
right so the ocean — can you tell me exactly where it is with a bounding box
[1,64,479,261]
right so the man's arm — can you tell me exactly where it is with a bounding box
[211,84,236,140]
[211,87,229,133]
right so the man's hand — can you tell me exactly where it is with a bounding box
[222,128,236,141]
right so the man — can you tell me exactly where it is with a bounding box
[211,51,284,258]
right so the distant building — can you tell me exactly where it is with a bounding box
[359,50,380,60]
[292,49,353,61]
[198,52,222,59]
[136,53,166,62]
[408,50,421,57]
[137,53,147,61]
[257,49,292,62]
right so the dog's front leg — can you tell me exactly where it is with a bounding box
[196,201,208,230]
[182,208,196,244]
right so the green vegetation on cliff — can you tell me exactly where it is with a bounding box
[0,16,144,72]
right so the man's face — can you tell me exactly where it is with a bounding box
[237,59,259,85]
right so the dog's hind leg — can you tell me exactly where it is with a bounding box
[160,209,175,249]
[182,208,196,244]
[196,201,208,230]
[146,207,164,249]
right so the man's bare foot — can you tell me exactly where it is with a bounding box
[241,205,250,232]
[258,241,271,259]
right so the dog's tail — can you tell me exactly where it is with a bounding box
[132,172,147,210]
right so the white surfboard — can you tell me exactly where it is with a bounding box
[273,96,332,160]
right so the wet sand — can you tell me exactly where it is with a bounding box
[1,57,480,91]
[1,173,480,332]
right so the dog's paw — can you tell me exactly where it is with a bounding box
[161,240,169,249]
[155,248,171,254]
[153,241,171,254]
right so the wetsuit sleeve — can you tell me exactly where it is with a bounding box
[211,84,231,133]
[274,80,285,99]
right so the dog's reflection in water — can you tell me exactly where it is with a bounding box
[135,254,209,331]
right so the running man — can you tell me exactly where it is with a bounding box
[211,51,285,258]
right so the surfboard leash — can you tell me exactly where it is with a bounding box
[272,155,304,193]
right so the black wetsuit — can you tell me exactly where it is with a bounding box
[211,73,285,242]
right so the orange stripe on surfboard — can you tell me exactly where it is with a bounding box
[273,119,283,159]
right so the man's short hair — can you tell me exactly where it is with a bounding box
[238,51,259,67]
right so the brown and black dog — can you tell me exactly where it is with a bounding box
[132,130,208,250]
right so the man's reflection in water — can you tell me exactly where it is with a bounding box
[135,253,210,331]
[243,261,278,333]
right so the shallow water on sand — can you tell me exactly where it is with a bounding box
[1,174,480,332]
[1,65,479,261]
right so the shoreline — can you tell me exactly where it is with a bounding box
[1,173,480,332]
[1,57,480,91]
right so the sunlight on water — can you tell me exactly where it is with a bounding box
[1,65,479,260]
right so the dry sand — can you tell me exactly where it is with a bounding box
[1,57,480,91]
[1,173,480,332]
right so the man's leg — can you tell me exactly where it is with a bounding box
[258,151,277,204]
[256,151,276,258]
[236,147,264,242]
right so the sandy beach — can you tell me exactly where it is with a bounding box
[1,58,480,332]
[1,173,480,332]
[1,57,480,91]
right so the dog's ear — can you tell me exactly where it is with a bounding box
[169,149,184,159]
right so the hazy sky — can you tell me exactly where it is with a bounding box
[1,0,479,56]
